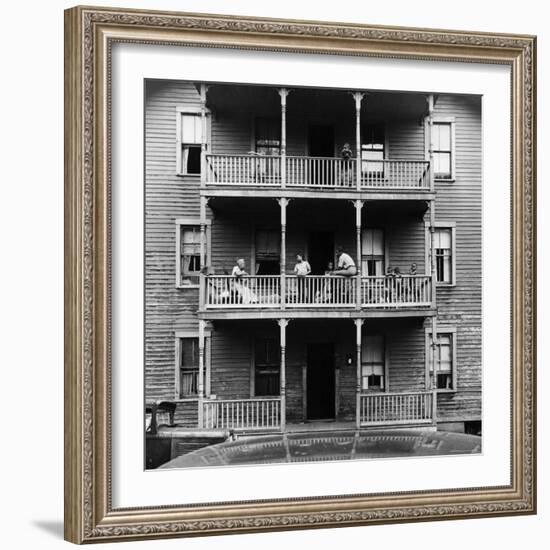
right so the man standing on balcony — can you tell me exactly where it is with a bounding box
[294,253,311,303]
[333,247,357,277]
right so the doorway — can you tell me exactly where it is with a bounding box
[308,124,335,185]
[306,343,335,420]
[308,124,335,157]
[308,232,334,275]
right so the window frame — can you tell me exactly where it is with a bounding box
[425,221,456,287]
[175,330,212,400]
[360,333,389,392]
[175,218,211,289]
[425,116,456,182]
[361,228,388,277]
[175,105,211,177]
[425,326,457,393]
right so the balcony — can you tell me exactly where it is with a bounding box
[202,274,433,315]
[205,154,431,192]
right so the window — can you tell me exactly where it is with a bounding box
[361,229,385,276]
[255,229,280,275]
[254,339,280,396]
[361,123,385,175]
[361,334,385,391]
[428,332,455,390]
[433,228,453,284]
[176,219,210,287]
[432,122,453,179]
[255,117,281,156]
[178,338,200,397]
[176,108,209,175]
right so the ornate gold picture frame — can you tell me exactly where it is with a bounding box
[64,5,536,544]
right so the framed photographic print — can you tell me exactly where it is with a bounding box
[64,5,537,544]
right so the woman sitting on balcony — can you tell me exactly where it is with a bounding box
[231,259,258,305]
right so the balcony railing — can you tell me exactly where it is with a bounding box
[361,275,432,307]
[205,154,431,190]
[203,397,281,430]
[359,391,436,426]
[204,274,432,310]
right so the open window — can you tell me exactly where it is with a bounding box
[255,229,280,275]
[361,229,385,276]
[176,219,210,287]
[427,329,456,391]
[176,333,210,398]
[361,123,385,179]
[361,334,386,391]
[176,107,210,176]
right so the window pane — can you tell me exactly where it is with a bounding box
[434,229,451,249]
[181,338,198,367]
[181,114,202,144]
[362,229,384,255]
[362,334,384,363]
[434,152,451,177]
[435,123,451,150]
[185,146,201,174]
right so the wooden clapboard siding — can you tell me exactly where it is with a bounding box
[386,321,426,392]
[211,112,251,155]
[432,94,482,421]
[387,119,425,159]
[209,323,251,399]
[145,80,207,401]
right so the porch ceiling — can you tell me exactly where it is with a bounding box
[205,83,429,120]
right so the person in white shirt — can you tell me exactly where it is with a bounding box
[231,258,248,278]
[294,254,311,303]
[333,247,357,277]
[293,254,311,277]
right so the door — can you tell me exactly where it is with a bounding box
[306,343,335,420]
[308,232,334,275]
[308,125,335,185]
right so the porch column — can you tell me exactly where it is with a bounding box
[355,319,364,429]
[278,88,289,189]
[277,198,290,309]
[200,83,208,189]
[199,195,208,310]
[354,200,364,310]
[426,94,435,193]
[198,320,206,428]
[352,92,365,191]
[278,319,289,431]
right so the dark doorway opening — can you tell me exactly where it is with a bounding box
[306,343,335,420]
[308,124,335,185]
[308,232,334,275]
[308,124,335,157]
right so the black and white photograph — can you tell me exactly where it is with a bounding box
[144,80,483,469]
